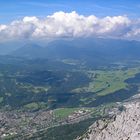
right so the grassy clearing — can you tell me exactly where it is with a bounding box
[24,102,47,111]
[0,97,3,103]
[54,108,79,119]
[54,108,95,119]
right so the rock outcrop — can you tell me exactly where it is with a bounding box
[77,100,140,140]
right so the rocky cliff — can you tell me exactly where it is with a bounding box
[76,96,140,140]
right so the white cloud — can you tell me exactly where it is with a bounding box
[0,11,140,41]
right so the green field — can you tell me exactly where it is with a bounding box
[54,108,80,119]
[72,68,140,96]
[54,108,95,119]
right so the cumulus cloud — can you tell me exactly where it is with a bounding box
[0,11,140,41]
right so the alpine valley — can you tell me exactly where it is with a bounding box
[1,38,140,139]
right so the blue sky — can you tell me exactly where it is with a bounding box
[0,0,140,23]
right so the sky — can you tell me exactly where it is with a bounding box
[0,0,140,41]
[0,0,140,23]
